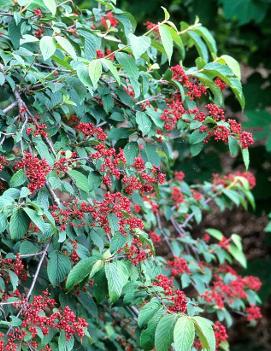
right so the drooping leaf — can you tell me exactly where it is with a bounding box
[159,24,173,63]
[9,209,30,240]
[47,251,71,287]
[101,58,120,85]
[43,0,57,15]
[68,170,90,192]
[155,313,177,351]
[128,33,151,60]
[136,111,152,136]
[55,36,77,59]
[40,36,56,60]
[138,298,161,328]
[10,169,27,188]
[105,261,129,303]
[193,316,215,351]
[66,257,96,290]
[88,59,103,89]
[173,316,195,351]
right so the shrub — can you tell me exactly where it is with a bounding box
[0,0,261,350]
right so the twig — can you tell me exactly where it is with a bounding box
[2,101,18,114]
[33,63,72,73]
[0,301,21,307]
[19,251,44,258]
[6,243,50,336]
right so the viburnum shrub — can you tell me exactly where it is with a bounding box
[0,0,261,350]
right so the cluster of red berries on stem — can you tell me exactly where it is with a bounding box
[167,256,190,277]
[153,274,187,313]
[14,152,51,193]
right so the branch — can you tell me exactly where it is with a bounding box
[6,243,50,336]
[2,101,18,114]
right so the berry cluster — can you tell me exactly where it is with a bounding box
[26,123,47,138]
[76,122,107,141]
[214,321,228,350]
[125,237,151,265]
[167,257,190,277]
[246,305,262,321]
[88,192,144,235]
[171,65,207,100]
[14,152,51,193]
[96,49,115,60]
[0,255,27,284]
[153,274,187,313]
[0,155,8,172]
[1,291,88,350]
[212,171,256,189]
[101,11,119,29]
[202,265,262,311]
[54,151,78,175]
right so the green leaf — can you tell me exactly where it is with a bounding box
[0,212,7,233]
[188,31,208,62]
[23,207,48,234]
[136,111,152,136]
[9,209,30,240]
[193,316,215,351]
[0,72,5,86]
[173,316,195,351]
[58,331,74,351]
[161,6,170,20]
[206,228,223,240]
[47,251,71,287]
[40,36,56,60]
[89,259,104,279]
[159,24,173,63]
[105,261,129,303]
[220,55,241,79]
[228,244,247,268]
[189,129,207,144]
[8,270,18,292]
[10,169,27,187]
[140,307,164,350]
[195,26,217,57]
[8,19,21,49]
[138,298,161,328]
[66,257,96,290]
[228,136,239,157]
[88,59,103,89]
[128,33,151,60]
[43,0,57,15]
[108,213,119,235]
[115,52,140,97]
[101,58,120,85]
[55,36,77,59]
[76,63,92,87]
[68,170,90,192]
[231,234,243,251]
[155,314,177,351]
[242,148,250,170]
[124,142,139,165]
[116,52,139,81]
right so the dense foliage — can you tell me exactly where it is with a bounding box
[0,0,263,350]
